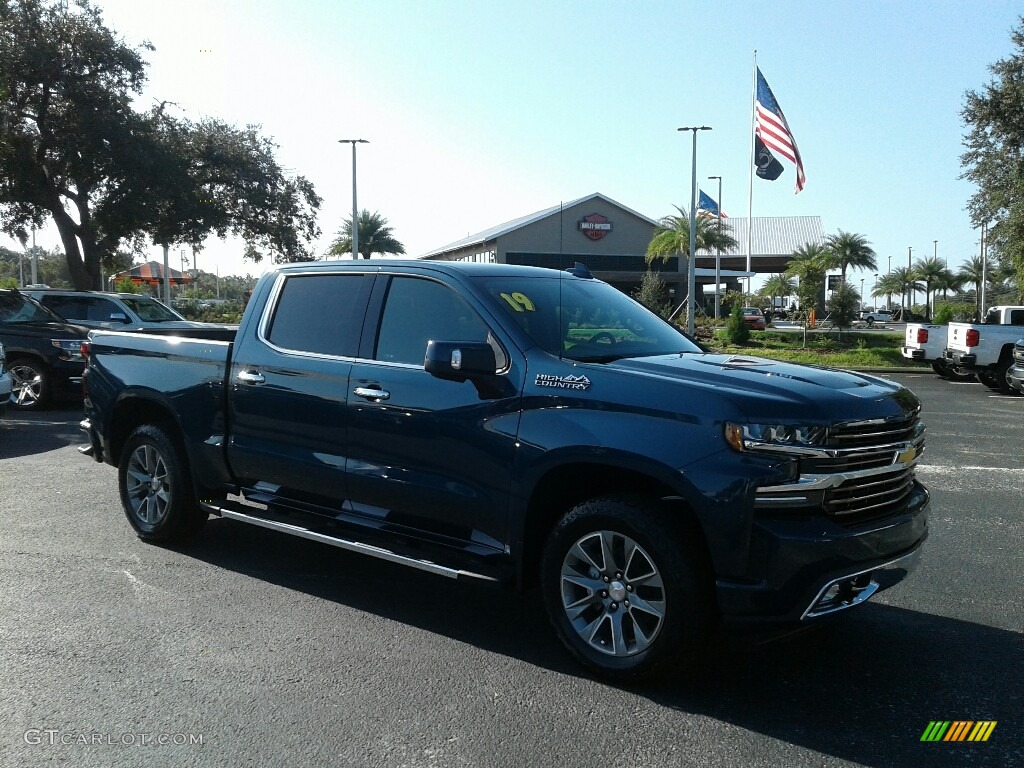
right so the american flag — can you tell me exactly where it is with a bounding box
[697,190,728,218]
[755,68,805,193]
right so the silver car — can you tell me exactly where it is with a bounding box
[0,340,12,416]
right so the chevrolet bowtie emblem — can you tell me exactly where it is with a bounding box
[897,446,917,465]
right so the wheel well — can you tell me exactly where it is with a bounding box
[998,344,1015,365]
[108,397,180,466]
[7,352,47,369]
[518,463,707,589]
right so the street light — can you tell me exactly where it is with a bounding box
[338,139,369,259]
[678,126,712,337]
[860,278,864,311]
[907,246,913,313]
[873,273,878,311]
[707,175,722,321]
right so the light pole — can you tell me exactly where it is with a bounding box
[873,273,878,311]
[338,139,369,259]
[678,126,712,337]
[707,175,723,321]
[887,255,892,310]
[907,246,913,314]
[860,278,864,311]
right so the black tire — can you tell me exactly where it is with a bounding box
[8,357,50,409]
[540,496,713,682]
[866,317,875,326]
[118,424,207,542]
[994,357,1019,395]
[930,360,950,378]
[977,371,1001,391]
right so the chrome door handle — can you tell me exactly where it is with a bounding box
[237,370,265,385]
[353,386,390,401]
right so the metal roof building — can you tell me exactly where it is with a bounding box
[421,193,823,306]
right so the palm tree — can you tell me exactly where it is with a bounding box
[645,205,738,266]
[912,256,946,319]
[957,256,985,320]
[328,210,407,259]
[890,266,923,317]
[760,273,796,315]
[824,230,877,283]
[784,243,829,314]
[872,272,903,311]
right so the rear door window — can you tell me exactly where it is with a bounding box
[265,273,372,357]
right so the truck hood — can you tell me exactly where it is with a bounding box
[597,353,919,424]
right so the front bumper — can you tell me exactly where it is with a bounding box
[716,480,929,624]
[1009,363,1024,394]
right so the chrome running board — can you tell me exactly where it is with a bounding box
[200,501,499,584]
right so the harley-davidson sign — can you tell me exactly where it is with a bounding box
[578,213,612,241]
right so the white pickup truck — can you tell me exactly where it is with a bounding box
[944,305,1024,394]
[902,324,972,381]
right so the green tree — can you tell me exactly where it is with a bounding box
[631,269,671,319]
[824,230,877,283]
[0,0,321,289]
[961,16,1024,303]
[725,299,750,345]
[872,272,903,310]
[785,242,829,314]
[760,273,795,314]
[645,205,739,267]
[826,281,859,339]
[912,255,947,319]
[957,256,986,320]
[887,266,923,314]
[327,209,406,259]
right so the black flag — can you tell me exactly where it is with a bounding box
[754,135,785,181]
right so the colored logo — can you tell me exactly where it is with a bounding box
[920,721,996,742]
[578,213,612,241]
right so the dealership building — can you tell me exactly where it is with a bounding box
[420,192,824,309]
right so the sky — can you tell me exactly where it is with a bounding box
[5,0,1023,289]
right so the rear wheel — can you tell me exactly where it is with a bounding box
[541,497,713,682]
[118,424,207,542]
[8,357,50,409]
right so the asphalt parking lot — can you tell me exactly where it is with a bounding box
[1,374,1021,768]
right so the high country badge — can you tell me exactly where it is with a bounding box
[535,374,592,391]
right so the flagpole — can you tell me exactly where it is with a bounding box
[746,50,757,296]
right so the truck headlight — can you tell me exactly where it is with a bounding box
[725,422,826,452]
[51,339,84,361]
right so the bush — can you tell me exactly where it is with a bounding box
[725,301,750,345]
[933,301,975,323]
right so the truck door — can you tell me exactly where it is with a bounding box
[228,271,374,511]
[344,273,522,552]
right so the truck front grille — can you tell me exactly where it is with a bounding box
[755,412,924,526]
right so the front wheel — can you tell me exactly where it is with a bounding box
[541,497,713,682]
[977,370,1001,391]
[118,424,207,542]
[8,358,50,409]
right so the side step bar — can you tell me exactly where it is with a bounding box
[200,501,500,584]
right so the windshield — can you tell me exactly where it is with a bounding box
[119,296,186,322]
[0,292,65,324]
[477,275,702,362]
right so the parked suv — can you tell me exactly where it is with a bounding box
[23,289,216,332]
[0,290,88,409]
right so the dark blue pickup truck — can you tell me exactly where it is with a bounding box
[81,260,929,680]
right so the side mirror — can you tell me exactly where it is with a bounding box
[424,340,496,382]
